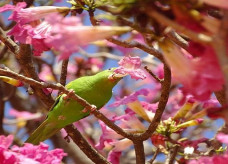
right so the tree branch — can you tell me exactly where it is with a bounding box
[107,38,164,61]
[57,58,109,164]
[0,27,54,107]
[0,27,19,54]
[0,67,134,139]
[133,141,145,164]
[143,7,212,44]
[65,124,110,164]
[17,44,54,107]
[140,64,171,140]
[58,59,69,94]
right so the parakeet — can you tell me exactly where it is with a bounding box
[25,68,123,145]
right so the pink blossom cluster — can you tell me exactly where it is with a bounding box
[0,2,130,59]
[114,55,147,80]
[188,134,228,164]
[0,135,66,164]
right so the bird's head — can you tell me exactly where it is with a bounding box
[93,68,126,87]
[99,68,126,81]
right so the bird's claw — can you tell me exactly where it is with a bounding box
[63,89,76,105]
[64,135,70,143]
[82,105,97,113]
[63,89,75,100]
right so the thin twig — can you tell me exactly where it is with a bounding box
[0,27,19,54]
[140,64,171,141]
[116,16,188,51]
[147,148,160,164]
[165,29,188,50]
[78,48,158,66]
[90,109,134,139]
[144,66,163,83]
[116,16,155,35]
[165,145,179,164]
[59,59,69,86]
[88,10,164,62]
[107,38,164,61]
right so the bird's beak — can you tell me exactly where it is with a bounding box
[108,72,127,81]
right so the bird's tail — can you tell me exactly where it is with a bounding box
[25,120,61,145]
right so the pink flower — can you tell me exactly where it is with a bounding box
[114,56,147,80]
[0,3,69,56]
[141,101,158,113]
[110,88,149,107]
[30,21,52,56]
[0,2,69,24]
[9,109,41,120]
[0,135,66,163]
[181,138,208,149]
[0,135,13,149]
[96,121,122,150]
[216,133,228,145]
[188,157,212,164]
[87,58,104,73]
[201,0,228,9]
[0,2,26,16]
[0,135,17,163]
[7,23,33,44]
[172,4,207,33]
[45,14,131,59]
[110,89,153,122]
[4,109,42,128]
[106,32,145,54]
[96,112,144,163]
[205,106,228,122]
[160,39,224,101]
[188,151,228,164]
[12,143,66,163]
[39,65,55,82]
[107,151,121,164]
[11,6,69,24]
[96,112,145,149]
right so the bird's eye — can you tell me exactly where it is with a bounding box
[108,68,111,70]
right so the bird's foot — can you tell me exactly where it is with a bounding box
[63,89,75,105]
[64,135,70,143]
[82,104,97,113]
[64,89,75,100]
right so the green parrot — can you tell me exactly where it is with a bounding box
[25,68,123,145]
